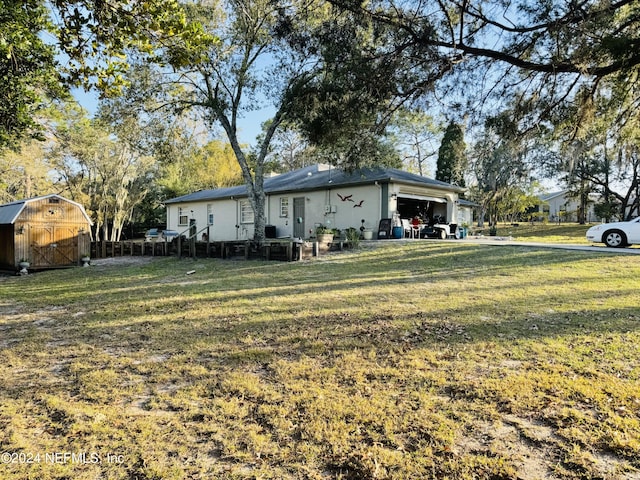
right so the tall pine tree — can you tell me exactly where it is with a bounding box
[436,122,467,187]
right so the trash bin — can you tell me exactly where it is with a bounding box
[459,227,467,239]
[392,226,403,239]
[265,225,276,238]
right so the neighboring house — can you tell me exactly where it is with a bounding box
[623,198,640,220]
[164,164,466,241]
[0,194,92,270]
[535,190,599,223]
[457,199,479,227]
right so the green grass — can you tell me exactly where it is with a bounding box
[1,243,639,479]
[491,222,593,244]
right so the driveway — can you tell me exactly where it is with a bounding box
[458,236,640,254]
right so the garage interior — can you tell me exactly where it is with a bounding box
[396,195,448,224]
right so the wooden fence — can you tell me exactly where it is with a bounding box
[91,238,353,262]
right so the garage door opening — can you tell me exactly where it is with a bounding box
[397,194,447,224]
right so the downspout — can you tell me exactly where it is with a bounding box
[232,196,239,240]
[374,181,384,221]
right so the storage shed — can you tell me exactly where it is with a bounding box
[0,194,92,271]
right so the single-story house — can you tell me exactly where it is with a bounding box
[535,190,599,223]
[164,164,466,241]
[0,194,92,270]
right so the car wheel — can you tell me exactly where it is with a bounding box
[603,229,627,248]
[439,229,447,240]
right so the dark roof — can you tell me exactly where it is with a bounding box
[0,194,92,225]
[459,198,480,208]
[0,200,25,225]
[165,164,465,204]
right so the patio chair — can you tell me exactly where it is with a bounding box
[401,219,412,238]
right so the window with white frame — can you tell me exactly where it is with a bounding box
[240,201,254,224]
[178,207,189,226]
[280,197,289,217]
[207,204,214,225]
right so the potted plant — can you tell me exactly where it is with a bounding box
[18,258,30,275]
[315,225,334,244]
[359,219,373,240]
[459,222,469,239]
[345,227,360,248]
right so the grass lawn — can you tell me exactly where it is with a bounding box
[478,222,594,244]
[1,242,639,479]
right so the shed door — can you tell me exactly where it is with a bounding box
[293,197,305,239]
[30,225,78,267]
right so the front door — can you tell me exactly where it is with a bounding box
[293,197,305,239]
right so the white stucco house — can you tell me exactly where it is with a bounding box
[536,190,599,223]
[164,164,466,241]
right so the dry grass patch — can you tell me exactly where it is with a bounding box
[0,243,639,479]
[490,221,626,246]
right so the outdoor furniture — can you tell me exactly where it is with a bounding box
[412,224,422,239]
[401,219,412,238]
[377,218,393,239]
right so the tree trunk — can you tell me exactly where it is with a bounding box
[578,188,588,224]
[215,102,285,245]
[217,118,267,245]
[252,187,266,244]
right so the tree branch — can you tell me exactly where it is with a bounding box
[327,0,640,77]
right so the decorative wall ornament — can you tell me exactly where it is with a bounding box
[337,193,353,202]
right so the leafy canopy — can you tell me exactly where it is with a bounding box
[0,0,212,152]
[0,1,62,150]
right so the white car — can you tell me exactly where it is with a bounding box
[586,217,640,247]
